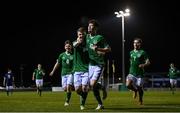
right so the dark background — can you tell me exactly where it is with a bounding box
[0,0,179,86]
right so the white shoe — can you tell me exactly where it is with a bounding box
[80,105,85,110]
[95,104,104,110]
[64,102,69,106]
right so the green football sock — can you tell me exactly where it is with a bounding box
[66,92,71,103]
[82,92,88,106]
[93,84,102,105]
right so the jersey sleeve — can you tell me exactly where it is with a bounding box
[96,35,110,48]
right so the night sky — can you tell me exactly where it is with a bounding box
[1,0,179,85]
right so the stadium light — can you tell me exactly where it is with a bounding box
[114,9,130,87]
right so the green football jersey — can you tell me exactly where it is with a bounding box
[33,69,45,79]
[168,67,180,79]
[58,52,73,76]
[86,34,109,65]
[129,49,149,77]
[72,40,89,72]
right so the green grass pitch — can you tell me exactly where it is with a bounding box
[0,90,180,112]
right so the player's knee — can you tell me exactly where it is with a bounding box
[82,86,87,92]
[126,82,132,89]
[126,80,132,86]
[76,88,82,95]
[67,85,72,92]
[90,80,97,87]
[126,85,132,90]
[92,84,98,92]
[63,87,67,92]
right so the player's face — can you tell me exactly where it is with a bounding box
[170,64,174,68]
[65,44,72,52]
[133,40,141,50]
[88,23,96,34]
[8,69,12,73]
[77,31,85,41]
[38,64,42,69]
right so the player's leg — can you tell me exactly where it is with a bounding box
[38,79,43,96]
[174,79,177,91]
[138,87,143,105]
[74,72,82,95]
[80,73,89,109]
[74,72,84,109]
[6,86,9,96]
[9,86,13,95]
[172,79,177,94]
[100,75,108,100]
[96,68,107,100]
[170,79,174,94]
[126,74,138,91]
[89,65,104,110]
[137,77,144,105]
[65,74,73,105]
[62,75,69,106]
[172,79,175,94]
[126,74,138,99]
[35,80,40,95]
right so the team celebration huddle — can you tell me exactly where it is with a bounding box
[47,19,149,110]
[49,19,111,110]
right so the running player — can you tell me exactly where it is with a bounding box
[49,40,73,106]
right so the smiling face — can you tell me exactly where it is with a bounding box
[77,27,86,42]
[65,43,72,52]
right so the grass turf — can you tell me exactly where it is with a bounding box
[0,90,180,112]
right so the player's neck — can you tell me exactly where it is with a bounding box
[134,49,139,52]
[89,32,97,36]
[66,51,71,55]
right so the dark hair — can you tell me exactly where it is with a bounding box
[134,37,142,43]
[88,19,99,27]
[77,27,86,33]
[64,40,72,45]
[7,68,12,71]
[170,62,174,65]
